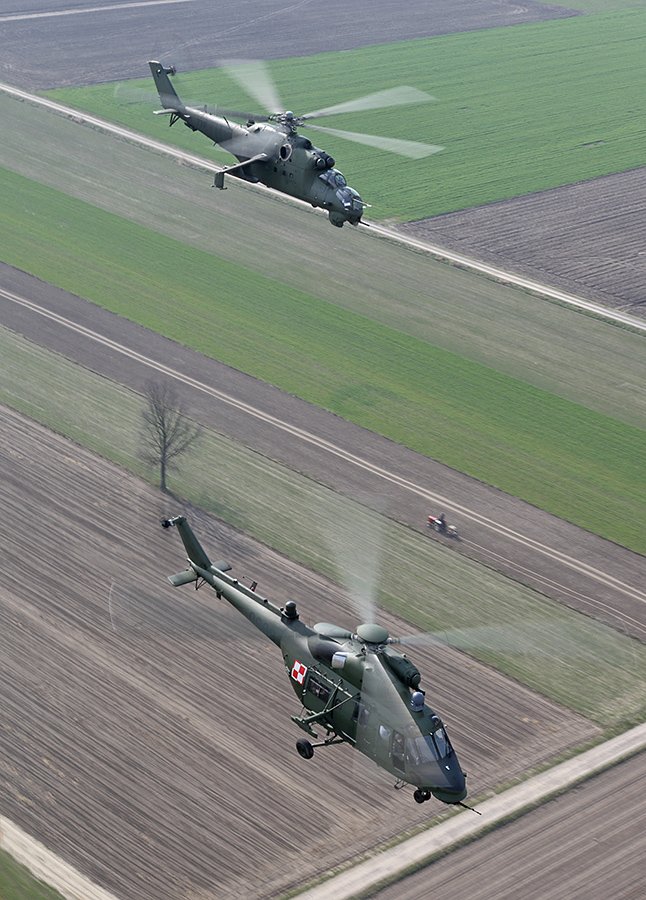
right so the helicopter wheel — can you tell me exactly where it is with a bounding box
[413,788,432,804]
[296,738,315,760]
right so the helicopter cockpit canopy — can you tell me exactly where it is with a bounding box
[319,169,347,189]
[408,726,453,765]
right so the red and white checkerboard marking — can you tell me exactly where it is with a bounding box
[291,660,308,684]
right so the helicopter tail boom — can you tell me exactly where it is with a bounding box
[161,515,287,645]
[148,60,184,112]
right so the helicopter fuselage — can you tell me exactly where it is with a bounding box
[149,61,365,227]
[162,515,467,807]
[178,106,364,227]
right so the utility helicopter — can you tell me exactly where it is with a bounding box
[161,514,471,808]
[148,60,442,227]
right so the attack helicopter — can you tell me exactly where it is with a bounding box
[161,514,470,808]
[148,60,442,227]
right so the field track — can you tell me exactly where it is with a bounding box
[0,404,599,899]
[2,265,645,643]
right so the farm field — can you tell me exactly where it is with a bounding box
[44,9,646,220]
[398,166,646,318]
[3,88,646,439]
[0,404,602,900]
[373,751,646,900]
[1,161,645,553]
[0,849,63,900]
[0,0,574,91]
[3,325,645,725]
[1,2,644,897]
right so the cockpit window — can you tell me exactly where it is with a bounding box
[319,169,347,188]
[434,727,450,758]
[408,729,453,763]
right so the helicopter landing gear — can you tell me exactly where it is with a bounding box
[296,738,315,760]
[296,734,345,759]
[413,788,432,804]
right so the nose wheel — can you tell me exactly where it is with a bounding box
[296,738,315,760]
[413,788,432,804]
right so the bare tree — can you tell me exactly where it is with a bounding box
[139,380,201,492]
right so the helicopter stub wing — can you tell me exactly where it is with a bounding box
[222,152,270,172]
[213,152,270,189]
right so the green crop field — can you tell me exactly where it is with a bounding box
[2,324,645,729]
[1,166,645,553]
[0,847,64,900]
[46,9,646,221]
[4,89,645,436]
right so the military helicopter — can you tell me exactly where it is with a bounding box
[148,60,442,227]
[161,514,471,808]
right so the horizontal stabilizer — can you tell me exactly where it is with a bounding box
[168,568,198,587]
[212,560,232,573]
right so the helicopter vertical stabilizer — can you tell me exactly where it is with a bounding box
[161,515,211,569]
[149,60,184,111]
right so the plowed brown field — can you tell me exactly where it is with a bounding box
[0,405,598,899]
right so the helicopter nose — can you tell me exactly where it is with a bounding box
[413,758,466,803]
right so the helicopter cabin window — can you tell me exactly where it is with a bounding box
[433,727,450,758]
[307,675,330,703]
[391,731,406,772]
[408,730,453,764]
[353,702,370,726]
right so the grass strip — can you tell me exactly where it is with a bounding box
[1,167,645,552]
[2,325,645,728]
[0,847,64,900]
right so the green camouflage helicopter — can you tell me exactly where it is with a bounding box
[148,60,442,227]
[161,515,470,808]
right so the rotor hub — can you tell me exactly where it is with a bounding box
[355,623,389,645]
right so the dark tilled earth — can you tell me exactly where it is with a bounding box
[397,167,646,319]
[0,0,578,89]
[0,405,599,899]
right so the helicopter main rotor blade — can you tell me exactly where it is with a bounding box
[114,83,160,106]
[302,86,435,120]
[220,59,283,114]
[395,619,614,662]
[317,500,388,626]
[305,124,443,159]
